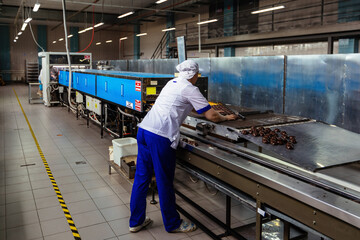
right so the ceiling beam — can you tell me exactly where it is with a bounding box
[51,0,99,31]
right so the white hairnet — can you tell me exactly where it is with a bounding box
[176,60,199,80]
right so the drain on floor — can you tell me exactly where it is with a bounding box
[20,163,36,167]
[75,161,87,165]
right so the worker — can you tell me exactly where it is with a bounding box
[37,68,43,96]
[129,60,238,233]
[50,66,59,81]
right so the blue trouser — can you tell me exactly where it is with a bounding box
[129,128,181,232]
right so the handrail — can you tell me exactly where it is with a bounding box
[151,31,168,59]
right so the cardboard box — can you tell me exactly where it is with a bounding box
[121,155,137,179]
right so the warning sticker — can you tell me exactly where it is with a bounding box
[135,81,141,92]
[126,101,134,109]
[135,100,141,111]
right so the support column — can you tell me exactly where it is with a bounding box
[134,23,140,60]
[37,25,47,68]
[224,0,235,57]
[166,12,175,58]
[0,25,10,81]
[70,27,79,52]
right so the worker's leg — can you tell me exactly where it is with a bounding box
[129,128,153,227]
[145,131,181,232]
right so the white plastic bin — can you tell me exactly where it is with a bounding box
[112,138,138,166]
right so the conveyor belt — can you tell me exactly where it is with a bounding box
[238,121,360,171]
[185,107,360,172]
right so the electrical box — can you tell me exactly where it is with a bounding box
[59,86,64,93]
[76,91,83,103]
[93,98,102,115]
[86,95,93,112]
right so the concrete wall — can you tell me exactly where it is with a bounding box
[10,25,39,81]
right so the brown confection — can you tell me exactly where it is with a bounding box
[270,137,277,145]
[262,137,270,144]
[274,128,280,133]
[281,131,287,136]
[281,135,288,141]
[264,128,271,133]
[259,131,265,136]
[286,142,294,150]
[252,130,259,137]
[258,127,265,131]
[289,137,297,144]
[251,126,257,132]
[241,130,249,135]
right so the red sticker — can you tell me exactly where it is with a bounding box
[135,100,141,111]
[135,81,141,92]
[84,55,91,60]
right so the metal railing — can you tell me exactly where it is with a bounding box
[168,0,360,43]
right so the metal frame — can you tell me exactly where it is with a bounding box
[176,146,360,239]
[28,82,43,104]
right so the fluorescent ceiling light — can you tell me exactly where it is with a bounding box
[14,39,17,42]
[118,11,134,18]
[136,33,147,37]
[94,22,104,28]
[21,23,27,31]
[162,27,176,32]
[33,3,41,12]
[120,37,128,40]
[251,5,285,14]
[18,32,23,35]
[25,17,32,23]
[15,36,18,40]
[96,42,101,45]
[53,41,56,43]
[156,0,167,4]
[106,40,112,43]
[59,38,64,41]
[85,27,93,31]
[78,29,87,34]
[68,34,73,38]
[197,19,218,25]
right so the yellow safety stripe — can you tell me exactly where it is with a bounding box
[14,89,81,240]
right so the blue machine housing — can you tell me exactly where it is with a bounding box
[97,75,143,111]
[73,72,96,96]
[59,70,71,86]
[58,69,179,113]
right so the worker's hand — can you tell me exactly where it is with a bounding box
[225,114,238,121]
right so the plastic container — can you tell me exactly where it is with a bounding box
[112,138,138,166]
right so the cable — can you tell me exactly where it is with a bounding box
[25,6,45,52]
[77,6,95,53]
[61,0,75,110]
[29,23,45,52]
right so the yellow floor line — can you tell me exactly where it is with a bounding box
[13,89,81,240]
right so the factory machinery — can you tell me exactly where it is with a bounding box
[58,69,208,138]
[58,69,360,239]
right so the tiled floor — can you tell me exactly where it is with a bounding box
[0,84,256,240]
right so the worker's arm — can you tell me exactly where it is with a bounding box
[204,108,238,123]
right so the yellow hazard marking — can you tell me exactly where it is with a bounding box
[13,89,81,240]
